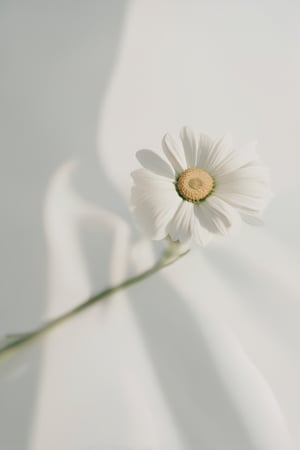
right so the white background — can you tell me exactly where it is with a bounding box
[0,1,300,449]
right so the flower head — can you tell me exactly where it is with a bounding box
[131,127,271,246]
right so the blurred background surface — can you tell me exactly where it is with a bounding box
[0,1,299,449]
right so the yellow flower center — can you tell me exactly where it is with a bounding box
[176,167,214,202]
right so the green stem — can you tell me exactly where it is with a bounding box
[0,242,188,358]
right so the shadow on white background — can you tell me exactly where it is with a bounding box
[0,1,129,448]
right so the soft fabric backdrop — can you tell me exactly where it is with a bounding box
[0,1,299,449]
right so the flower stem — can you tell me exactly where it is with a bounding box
[0,242,188,358]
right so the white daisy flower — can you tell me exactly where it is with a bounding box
[131,127,271,246]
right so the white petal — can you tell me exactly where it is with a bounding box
[197,133,214,169]
[216,165,270,186]
[131,168,174,186]
[131,182,181,240]
[198,133,233,173]
[215,176,270,199]
[195,196,241,236]
[206,196,241,233]
[192,206,212,246]
[214,141,259,175]
[136,149,174,179]
[215,191,269,215]
[180,126,197,167]
[167,201,194,244]
[198,133,214,154]
[198,203,223,233]
[162,133,186,175]
[214,164,271,215]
